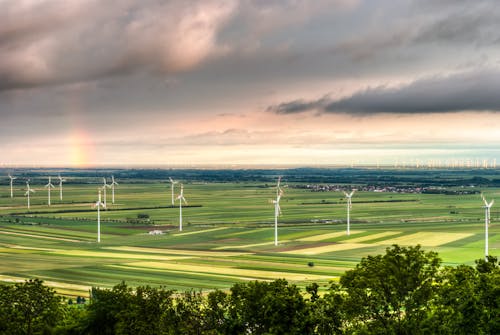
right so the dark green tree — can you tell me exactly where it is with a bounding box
[84,282,133,335]
[0,279,63,335]
[203,290,230,334]
[476,256,500,334]
[116,285,174,335]
[226,279,310,335]
[422,264,481,335]
[307,282,345,335]
[340,244,441,335]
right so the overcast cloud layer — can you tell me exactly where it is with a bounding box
[1,0,499,166]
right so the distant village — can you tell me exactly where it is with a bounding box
[297,184,480,195]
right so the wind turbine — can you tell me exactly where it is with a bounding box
[25,180,35,210]
[110,175,119,204]
[57,175,66,201]
[102,178,111,208]
[93,189,106,243]
[8,174,16,198]
[169,177,178,206]
[45,177,55,206]
[343,190,356,236]
[272,176,285,246]
[481,194,495,261]
[176,184,188,231]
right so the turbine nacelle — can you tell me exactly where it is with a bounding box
[93,190,106,209]
[45,177,55,189]
[481,194,494,208]
[103,178,111,188]
[176,184,188,205]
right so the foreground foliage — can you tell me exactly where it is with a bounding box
[1,245,499,334]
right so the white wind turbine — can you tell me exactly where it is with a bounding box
[25,180,35,210]
[45,177,55,206]
[93,188,106,243]
[8,174,16,198]
[481,194,495,261]
[57,175,66,201]
[176,184,188,231]
[169,177,178,206]
[102,178,111,208]
[110,175,119,204]
[343,190,356,236]
[272,176,285,246]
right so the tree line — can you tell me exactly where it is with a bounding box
[1,245,499,334]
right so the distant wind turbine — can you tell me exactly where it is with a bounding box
[343,190,356,236]
[8,174,16,198]
[25,180,35,209]
[44,177,55,206]
[110,175,119,204]
[93,189,106,243]
[58,175,66,201]
[481,194,495,261]
[169,177,178,206]
[176,184,188,231]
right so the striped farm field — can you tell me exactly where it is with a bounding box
[213,241,291,250]
[172,227,230,236]
[283,243,370,255]
[50,249,194,261]
[0,230,83,243]
[105,246,250,257]
[297,230,364,242]
[346,231,402,243]
[374,232,474,247]
[0,174,498,296]
[111,261,333,282]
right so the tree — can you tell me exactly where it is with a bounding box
[306,282,345,335]
[340,244,441,335]
[226,279,310,335]
[423,265,482,335]
[0,279,63,335]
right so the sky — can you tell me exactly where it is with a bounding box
[1,0,499,168]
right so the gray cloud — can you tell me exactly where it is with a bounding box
[0,0,236,91]
[334,0,500,63]
[268,69,500,115]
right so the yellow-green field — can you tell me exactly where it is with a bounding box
[0,178,498,296]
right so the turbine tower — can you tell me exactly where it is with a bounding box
[8,174,16,198]
[110,175,119,204]
[169,177,178,206]
[102,178,111,207]
[272,176,285,246]
[343,190,356,236]
[25,180,35,209]
[93,189,106,243]
[58,175,66,201]
[176,184,188,231]
[44,177,55,206]
[481,194,495,261]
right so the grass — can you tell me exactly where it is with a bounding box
[0,178,498,296]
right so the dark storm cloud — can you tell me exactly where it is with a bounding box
[268,70,500,115]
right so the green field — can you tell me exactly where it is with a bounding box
[0,175,498,296]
